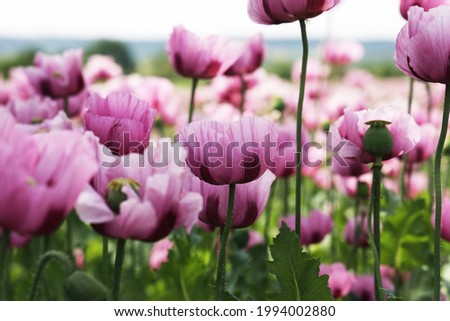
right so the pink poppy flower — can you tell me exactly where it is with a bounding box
[0,227,32,248]
[395,6,450,84]
[400,0,450,20]
[248,0,340,24]
[344,214,370,248]
[83,92,157,155]
[319,263,356,298]
[281,210,333,245]
[351,275,394,301]
[167,26,241,79]
[5,96,59,124]
[322,41,365,66]
[224,34,265,76]
[407,123,438,163]
[177,116,277,185]
[0,111,99,235]
[149,239,174,270]
[433,200,450,242]
[333,106,421,163]
[75,140,203,243]
[84,54,123,84]
[188,171,275,228]
[24,49,85,98]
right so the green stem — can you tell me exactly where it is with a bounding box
[63,96,70,117]
[426,83,435,213]
[295,19,309,239]
[373,158,382,259]
[102,237,110,287]
[239,75,247,114]
[215,184,236,301]
[367,156,384,301]
[179,270,190,301]
[28,251,74,301]
[0,229,10,300]
[400,78,415,199]
[349,197,361,271]
[188,78,199,124]
[112,238,126,301]
[43,235,50,253]
[433,84,450,300]
[283,178,289,217]
[66,211,74,255]
[400,157,409,200]
[394,268,401,297]
[264,179,278,244]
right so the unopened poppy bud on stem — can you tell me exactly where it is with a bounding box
[363,120,393,159]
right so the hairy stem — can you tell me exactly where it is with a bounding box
[215,184,236,300]
[295,19,309,239]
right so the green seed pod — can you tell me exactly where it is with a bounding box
[272,97,285,113]
[106,178,141,214]
[363,120,393,157]
[64,271,109,301]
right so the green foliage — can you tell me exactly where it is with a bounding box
[152,228,216,300]
[85,39,135,73]
[268,223,333,301]
[381,198,433,271]
[227,230,271,300]
[0,48,36,77]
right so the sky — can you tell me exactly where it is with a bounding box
[0,0,406,41]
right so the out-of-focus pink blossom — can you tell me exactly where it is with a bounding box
[167,26,241,79]
[225,34,265,76]
[323,41,365,66]
[5,97,59,124]
[84,54,123,84]
[432,200,450,242]
[407,123,438,163]
[344,214,370,248]
[292,58,330,83]
[0,227,32,248]
[281,210,333,245]
[320,263,356,298]
[244,230,264,251]
[351,275,394,301]
[124,75,181,126]
[149,239,174,270]
[24,49,85,98]
[73,248,85,269]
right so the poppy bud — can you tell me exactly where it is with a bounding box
[64,271,109,301]
[363,120,393,158]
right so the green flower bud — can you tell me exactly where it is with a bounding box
[107,178,140,214]
[363,120,393,157]
[64,271,109,301]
